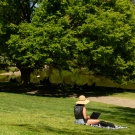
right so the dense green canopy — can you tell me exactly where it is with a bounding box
[31,0,135,84]
[1,0,135,84]
[0,0,43,84]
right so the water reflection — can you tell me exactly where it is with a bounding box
[0,68,135,90]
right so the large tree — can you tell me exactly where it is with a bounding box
[4,0,77,84]
[1,0,135,85]
[0,0,43,84]
[32,0,135,84]
[72,0,135,84]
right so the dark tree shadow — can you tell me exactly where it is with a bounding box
[0,82,135,98]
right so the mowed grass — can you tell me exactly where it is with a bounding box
[111,92,135,99]
[0,92,134,135]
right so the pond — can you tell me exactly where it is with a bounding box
[0,68,135,90]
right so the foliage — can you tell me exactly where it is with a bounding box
[0,0,42,66]
[1,0,135,84]
[7,23,46,69]
[0,70,6,74]
[7,67,19,73]
[0,0,43,83]
[32,0,135,84]
[71,0,135,84]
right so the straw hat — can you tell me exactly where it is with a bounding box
[76,95,90,104]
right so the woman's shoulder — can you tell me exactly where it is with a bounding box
[74,104,84,110]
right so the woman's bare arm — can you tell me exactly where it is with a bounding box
[83,107,90,120]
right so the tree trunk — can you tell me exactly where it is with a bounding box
[20,68,33,85]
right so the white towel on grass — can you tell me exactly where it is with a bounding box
[90,124,128,130]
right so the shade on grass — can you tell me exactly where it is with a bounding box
[0,92,134,135]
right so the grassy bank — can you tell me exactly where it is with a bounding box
[0,92,134,135]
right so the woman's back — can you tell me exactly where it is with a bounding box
[74,104,84,119]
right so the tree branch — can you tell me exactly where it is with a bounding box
[31,0,38,9]
[17,0,27,21]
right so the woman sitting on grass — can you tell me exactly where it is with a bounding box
[74,95,100,125]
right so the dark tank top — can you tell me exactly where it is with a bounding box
[74,105,84,119]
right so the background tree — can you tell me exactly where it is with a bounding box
[1,0,135,85]
[0,0,42,84]
[5,0,76,84]
[73,0,135,84]
[32,0,135,84]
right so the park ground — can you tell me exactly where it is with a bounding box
[0,82,135,135]
[88,96,135,108]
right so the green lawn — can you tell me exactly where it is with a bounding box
[111,92,135,99]
[0,92,134,135]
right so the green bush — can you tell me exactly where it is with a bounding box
[0,70,6,74]
[8,67,19,72]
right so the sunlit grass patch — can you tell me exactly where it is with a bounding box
[111,92,135,99]
[0,92,134,135]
